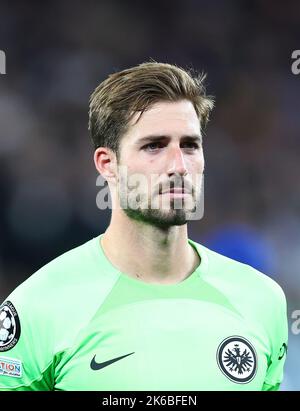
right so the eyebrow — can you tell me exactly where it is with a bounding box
[135,134,202,145]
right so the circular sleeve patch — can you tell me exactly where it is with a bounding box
[0,301,21,352]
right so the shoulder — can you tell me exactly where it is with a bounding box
[191,239,286,309]
[1,235,121,356]
[2,236,120,350]
[6,236,99,303]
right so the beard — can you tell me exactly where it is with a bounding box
[117,168,202,228]
[123,203,188,228]
[119,188,198,229]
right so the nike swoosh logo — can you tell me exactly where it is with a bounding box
[90,352,135,370]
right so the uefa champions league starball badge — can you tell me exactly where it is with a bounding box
[0,301,21,352]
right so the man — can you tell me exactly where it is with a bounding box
[0,62,288,390]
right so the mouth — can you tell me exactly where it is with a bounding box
[160,188,191,197]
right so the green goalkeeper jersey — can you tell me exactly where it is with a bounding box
[0,234,288,391]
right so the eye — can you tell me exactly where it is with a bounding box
[181,142,200,150]
[141,141,200,152]
[142,142,164,152]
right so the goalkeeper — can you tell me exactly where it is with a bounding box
[0,62,288,390]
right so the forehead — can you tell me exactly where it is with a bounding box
[125,99,200,141]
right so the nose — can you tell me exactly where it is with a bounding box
[166,144,188,176]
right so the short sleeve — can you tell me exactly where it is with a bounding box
[262,286,288,390]
[0,296,55,391]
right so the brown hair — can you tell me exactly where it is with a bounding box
[88,61,214,159]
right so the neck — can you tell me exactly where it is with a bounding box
[100,211,200,285]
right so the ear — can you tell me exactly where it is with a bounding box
[94,147,117,183]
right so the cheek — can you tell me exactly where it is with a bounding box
[123,162,144,177]
[187,156,204,173]
[197,151,205,170]
[199,159,205,173]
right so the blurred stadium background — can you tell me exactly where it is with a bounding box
[0,0,299,390]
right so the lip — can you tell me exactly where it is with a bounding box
[160,188,190,194]
[161,192,190,198]
[160,189,191,198]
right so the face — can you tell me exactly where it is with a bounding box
[116,99,205,228]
